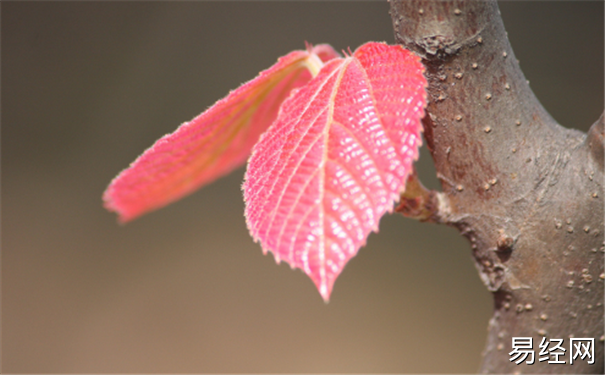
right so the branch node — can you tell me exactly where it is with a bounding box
[397,168,449,223]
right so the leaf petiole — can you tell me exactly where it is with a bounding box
[302,52,325,78]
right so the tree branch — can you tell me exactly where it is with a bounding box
[390,1,604,373]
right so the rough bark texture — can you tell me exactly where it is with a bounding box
[390,1,604,373]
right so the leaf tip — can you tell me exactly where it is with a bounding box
[308,272,334,302]
[102,180,141,224]
[304,40,313,53]
[104,203,132,225]
[319,282,331,303]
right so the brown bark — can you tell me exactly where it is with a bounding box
[390,1,604,373]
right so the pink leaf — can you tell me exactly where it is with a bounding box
[104,44,340,222]
[244,42,427,301]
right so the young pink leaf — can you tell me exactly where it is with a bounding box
[244,42,427,301]
[104,44,340,223]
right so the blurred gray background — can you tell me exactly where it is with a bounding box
[3,1,603,373]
